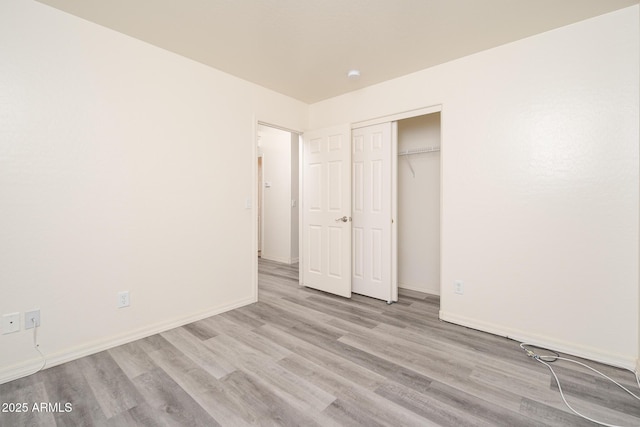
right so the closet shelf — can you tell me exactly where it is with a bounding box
[398,146,440,156]
[398,146,440,178]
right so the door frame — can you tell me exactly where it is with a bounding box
[252,104,442,302]
[350,105,442,129]
[257,154,263,257]
[252,119,303,301]
[349,105,442,302]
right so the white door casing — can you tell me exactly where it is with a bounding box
[352,123,395,301]
[301,125,352,298]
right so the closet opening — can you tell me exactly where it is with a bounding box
[295,106,441,303]
[348,110,441,302]
[396,112,441,296]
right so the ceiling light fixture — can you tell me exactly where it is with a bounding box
[347,69,361,79]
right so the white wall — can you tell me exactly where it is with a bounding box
[310,7,639,368]
[0,0,307,383]
[258,125,294,263]
[398,114,441,295]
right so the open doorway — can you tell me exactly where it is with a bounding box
[397,112,441,296]
[256,124,299,264]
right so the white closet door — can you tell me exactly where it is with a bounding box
[301,125,352,298]
[352,122,394,301]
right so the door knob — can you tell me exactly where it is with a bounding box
[335,216,351,222]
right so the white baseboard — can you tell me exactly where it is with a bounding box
[261,254,298,265]
[0,296,256,385]
[398,282,440,296]
[290,257,299,264]
[440,310,636,370]
[636,359,640,374]
[260,254,290,264]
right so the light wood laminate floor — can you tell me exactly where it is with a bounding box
[1,259,639,426]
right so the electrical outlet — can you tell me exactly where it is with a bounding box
[25,310,41,329]
[117,291,130,308]
[2,312,20,334]
[454,280,464,295]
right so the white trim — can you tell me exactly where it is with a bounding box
[440,310,636,370]
[257,154,264,254]
[391,121,398,302]
[399,282,440,296]
[438,109,444,298]
[298,134,304,285]
[257,121,302,135]
[259,255,298,265]
[260,254,294,264]
[351,105,442,129]
[251,115,259,304]
[0,296,256,385]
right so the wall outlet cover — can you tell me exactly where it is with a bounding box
[2,312,20,334]
[454,280,464,295]
[118,291,130,308]
[25,310,41,329]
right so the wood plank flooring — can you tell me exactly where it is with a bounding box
[2,258,639,426]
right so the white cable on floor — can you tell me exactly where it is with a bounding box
[520,343,640,427]
[30,317,46,375]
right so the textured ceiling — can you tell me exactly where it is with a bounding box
[36,0,638,103]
